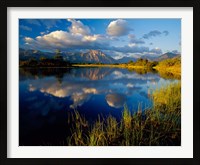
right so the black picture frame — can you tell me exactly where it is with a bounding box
[1,0,200,164]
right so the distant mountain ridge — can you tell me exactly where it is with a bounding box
[19,48,116,64]
[19,48,181,64]
[19,48,54,60]
[154,52,181,61]
[66,50,115,64]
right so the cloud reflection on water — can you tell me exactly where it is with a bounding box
[20,67,163,110]
[106,93,126,108]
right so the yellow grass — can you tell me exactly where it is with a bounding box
[67,82,181,146]
[73,64,152,68]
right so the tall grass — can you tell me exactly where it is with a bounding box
[67,82,181,146]
[154,57,181,76]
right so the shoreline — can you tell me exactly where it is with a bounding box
[73,64,181,76]
[19,64,181,77]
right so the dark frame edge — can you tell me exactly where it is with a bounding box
[3,0,199,7]
[193,0,200,164]
[0,1,8,165]
[0,0,200,165]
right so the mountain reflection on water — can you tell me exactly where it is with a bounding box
[19,67,179,145]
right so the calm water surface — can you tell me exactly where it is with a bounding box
[19,67,179,145]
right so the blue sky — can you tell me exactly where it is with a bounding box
[19,19,181,59]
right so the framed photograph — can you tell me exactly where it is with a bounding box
[1,0,200,164]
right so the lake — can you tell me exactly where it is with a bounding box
[19,67,179,146]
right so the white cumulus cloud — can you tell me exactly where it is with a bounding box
[24,29,109,51]
[106,19,132,36]
[23,19,111,51]
[68,19,91,35]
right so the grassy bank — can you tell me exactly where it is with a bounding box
[154,66,181,74]
[73,63,128,68]
[73,57,181,78]
[154,57,181,76]
[72,63,155,69]
[156,69,181,80]
[67,82,181,146]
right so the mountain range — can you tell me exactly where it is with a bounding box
[65,50,114,64]
[19,48,180,64]
[154,52,181,61]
